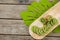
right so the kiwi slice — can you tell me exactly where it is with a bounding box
[31,15,58,36]
[40,18,47,24]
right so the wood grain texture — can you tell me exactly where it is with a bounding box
[0,19,29,35]
[0,0,59,40]
[0,35,35,40]
[0,5,27,19]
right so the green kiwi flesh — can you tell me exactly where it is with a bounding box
[31,15,58,35]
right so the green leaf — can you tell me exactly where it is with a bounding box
[20,0,60,32]
[53,25,60,32]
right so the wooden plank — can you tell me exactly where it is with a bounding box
[0,19,59,36]
[48,33,60,36]
[0,1,59,19]
[0,19,29,35]
[0,35,35,40]
[0,35,60,40]
[36,37,60,40]
[0,0,33,4]
[0,2,60,19]
[0,5,27,19]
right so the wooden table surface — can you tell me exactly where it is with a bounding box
[0,0,60,40]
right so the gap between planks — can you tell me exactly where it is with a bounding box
[0,3,31,5]
[0,18,22,20]
[0,0,33,5]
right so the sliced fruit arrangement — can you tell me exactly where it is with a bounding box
[29,2,60,39]
[31,15,58,36]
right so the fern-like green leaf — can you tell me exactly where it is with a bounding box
[20,0,60,32]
